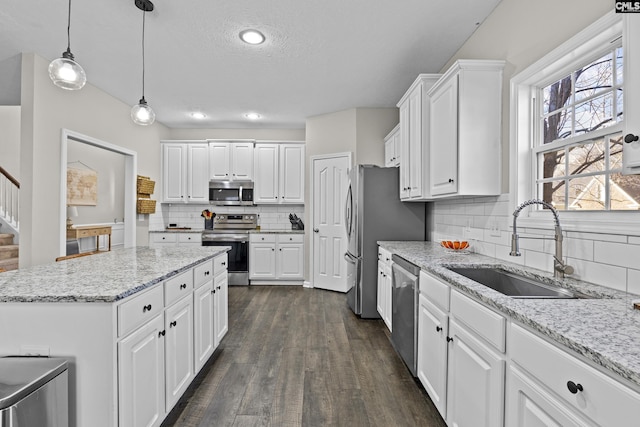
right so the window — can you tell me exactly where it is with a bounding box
[510,12,640,233]
[534,47,640,211]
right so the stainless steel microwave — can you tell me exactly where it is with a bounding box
[208,180,254,206]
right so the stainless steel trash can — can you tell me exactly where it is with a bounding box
[0,357,68,427]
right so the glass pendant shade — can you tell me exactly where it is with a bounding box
[49,50,86,90]
[131,98,155,125]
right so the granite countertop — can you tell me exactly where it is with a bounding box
[378,240,640,388]
[249,229,305,234]
[0,246,229,303]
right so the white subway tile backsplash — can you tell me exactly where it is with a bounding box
[569,258,627,292]
[431,194,639,293]
[593,241,640,269]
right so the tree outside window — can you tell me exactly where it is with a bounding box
[536,47,640,211]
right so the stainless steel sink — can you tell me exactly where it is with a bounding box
[448,267,591,299]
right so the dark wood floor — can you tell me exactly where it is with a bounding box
[162,285,447,427]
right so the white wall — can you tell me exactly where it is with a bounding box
[355,108,398,166]
[430,1,639,293]
[20,53,171,267]
[0,106,21,179]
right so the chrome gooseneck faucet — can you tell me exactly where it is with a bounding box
[510,199,574,278]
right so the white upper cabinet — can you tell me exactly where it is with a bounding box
[254,142,305,204]
[208,141,254,181]
[396,74,441,201]
[161,141,209,203]
[384,124,400,167]
[428,60,504,198]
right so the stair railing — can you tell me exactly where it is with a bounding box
[0,165,19,231]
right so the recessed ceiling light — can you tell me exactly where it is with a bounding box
[191,112,206,119]
[245,112,261,120]
[239,29,265,45]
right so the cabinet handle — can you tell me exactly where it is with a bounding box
[446,336,453,343]
[624,133,639,143]
[180,283,187,290]
[436,326,442,332]
[566,381,583,394]
[158,330,165,337]
[143,304,152,312]
[170,321,177,328]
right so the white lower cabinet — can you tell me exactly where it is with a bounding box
[446,317,504,427]
[417,269,640,427]
[118,314,165,427]
[194,281,215,372]
[506,365,592,427]
[214,271,229,346]
[417,293,448,416]
[118,253,228,427]
[507,323,640,427]
[149,232,201,247]
[377,246,393,330]
[164,295,194,411]
[249,233,304,283]
[417,271,505,427]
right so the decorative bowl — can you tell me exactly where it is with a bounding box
[440,240,470,251]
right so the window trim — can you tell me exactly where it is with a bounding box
[508,11,639,235]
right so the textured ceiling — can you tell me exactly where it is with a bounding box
[0,0,502,129]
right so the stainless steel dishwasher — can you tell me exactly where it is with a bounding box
[0,357,68,427]
[391,254,420,377]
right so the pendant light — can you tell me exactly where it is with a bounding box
[48,0,86,90]
[131,0,155,126]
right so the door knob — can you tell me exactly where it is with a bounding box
[313,228,319,233]
[624,133,639,143]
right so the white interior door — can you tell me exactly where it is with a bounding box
[312,153,350,292]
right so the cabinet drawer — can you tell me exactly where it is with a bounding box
[378,247,392,264]
[250,234,276,243]
[277,234,304,243]
[419,271,450,311]
[178,233,201,244]
[450,290,505,352]
[193,260,214,288]
[151,233,177,244]
[165,271,194,306]
[214,253,228,275]
[511,324,640,426]
[118,286,164,337]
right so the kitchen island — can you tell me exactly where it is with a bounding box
[0,246,230,427]
[379,241,640,427]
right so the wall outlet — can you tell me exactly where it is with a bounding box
[20,345,50,356]
[489,220,501,237]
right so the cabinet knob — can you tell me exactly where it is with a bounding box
[436,326,442,332]
[213,289,216,294]
[170,321,177,328]
[624,133,639,143]
[217,286,221,290]
[279,248,282,251]
[448,178,454,183]
[272,248,275,251]
[180,283,187,290]
[205,271,210,276]
[566,381,583,394]
[221,262,226,266]
[158,330,165,337]
[143,304,152,313]
[446,336,453,343]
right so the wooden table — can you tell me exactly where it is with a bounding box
[67,225,112,252]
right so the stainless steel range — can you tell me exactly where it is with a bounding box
[201,214,257,285]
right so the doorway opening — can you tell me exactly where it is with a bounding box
[59,129,137,256]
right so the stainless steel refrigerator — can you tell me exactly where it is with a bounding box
[345,165,426,318]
